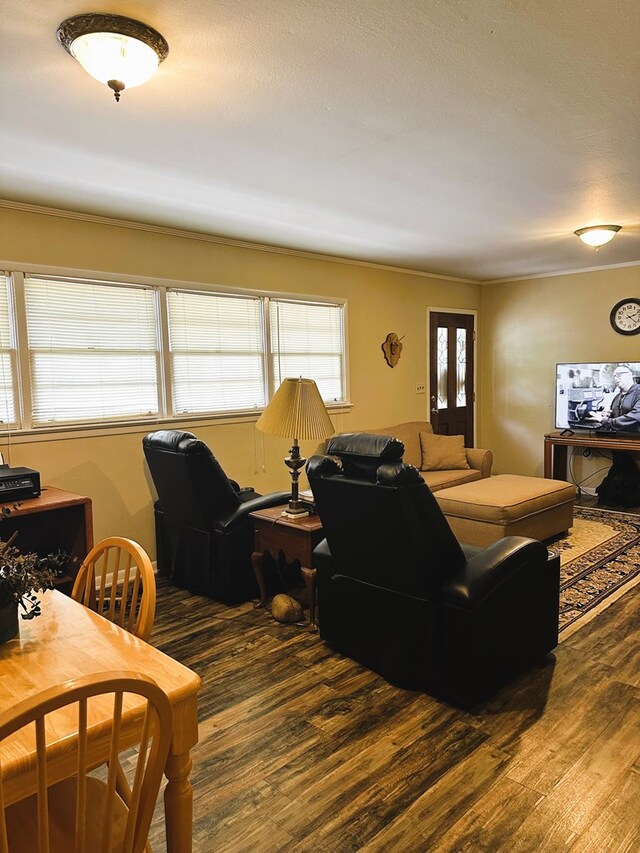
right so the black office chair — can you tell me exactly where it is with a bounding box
[307,433,560,706]
[143,430,289,604]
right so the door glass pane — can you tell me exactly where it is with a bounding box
[456,328,467,407]
[437,326,448,409]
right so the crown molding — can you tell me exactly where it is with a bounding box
[483,259,640,285]
[0,198,479,285]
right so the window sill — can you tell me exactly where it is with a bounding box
[0,403,354,445]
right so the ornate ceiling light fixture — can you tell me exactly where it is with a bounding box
[57,13,169,102]
[574,224,621,251]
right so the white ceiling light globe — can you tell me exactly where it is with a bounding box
[574,225,621,248]
[70,32,160,89]
[57,14,168,101]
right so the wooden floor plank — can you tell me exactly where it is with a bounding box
[573,760,640,853]
[428,776,544,852]
[505,677,639,794]
[201,814,294,853]
[350,742,512,852]
[507,696,640,851]
[266,694,459,801]
[272,719,488,847]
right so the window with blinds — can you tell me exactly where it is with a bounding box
[24,276,159,426]
[269,299,345,402]
[0,276,17,426]
[4,270,346,430]
[167,290,266,415]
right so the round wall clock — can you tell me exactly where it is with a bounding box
[609,298,640,335]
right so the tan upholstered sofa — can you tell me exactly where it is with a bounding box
[323,421,492,492]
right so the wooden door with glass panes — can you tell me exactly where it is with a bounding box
[428,312,475,446]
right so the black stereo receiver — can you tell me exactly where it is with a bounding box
[0,465,41,501]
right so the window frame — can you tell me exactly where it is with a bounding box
[1,264,350,437]
[0,273,20,429]
[22,273,162,429]
[267,295,347,404]
[165,287,268,418]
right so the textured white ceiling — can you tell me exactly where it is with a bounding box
[1,0,639,281]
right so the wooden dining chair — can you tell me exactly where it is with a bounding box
[0,670,173,853]
[72,537,156,642]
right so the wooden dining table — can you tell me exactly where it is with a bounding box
[0,590,201,852]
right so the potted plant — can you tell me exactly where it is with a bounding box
[0,531,57,644]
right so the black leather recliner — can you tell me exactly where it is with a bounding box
[143,430,289,604]
[307,433,560,706]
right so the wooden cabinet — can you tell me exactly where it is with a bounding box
[0,486,93,594]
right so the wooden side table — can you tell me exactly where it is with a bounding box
[250,505,324,630]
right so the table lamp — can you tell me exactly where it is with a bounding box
[256,377,334,516]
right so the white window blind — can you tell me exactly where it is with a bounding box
[270,299,345,402]
[24,276,159,426]
[0,276,16,426]
[167,290,265,415]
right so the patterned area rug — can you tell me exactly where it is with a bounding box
[549,506,640,638]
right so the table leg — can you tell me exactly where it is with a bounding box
[164,749,193,853]
[554,446,568,480]
[251,550,267,608]
[300,566,317,632]
[544,438,552,479]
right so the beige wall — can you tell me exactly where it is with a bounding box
[0,205,481,557]
[480,264,640,482]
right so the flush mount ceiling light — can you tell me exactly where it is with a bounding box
[57,13,169,102]
[574,224,621,251]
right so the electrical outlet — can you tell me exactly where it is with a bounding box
[415,383,425,394]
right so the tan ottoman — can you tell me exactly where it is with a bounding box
[435,474,576,547]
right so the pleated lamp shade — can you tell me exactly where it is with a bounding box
[256,378,334,440]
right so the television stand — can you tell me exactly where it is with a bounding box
[544,432,639,480]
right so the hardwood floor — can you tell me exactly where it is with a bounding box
[148,575,640,852]
[575,491,640,514]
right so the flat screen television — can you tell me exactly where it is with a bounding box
[555,362,640,436]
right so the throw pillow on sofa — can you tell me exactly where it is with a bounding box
[420,432,470,471]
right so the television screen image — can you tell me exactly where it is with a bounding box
[556,362,640,435]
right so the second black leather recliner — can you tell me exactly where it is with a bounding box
[143,430,289,604]
[307,433,560,707]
